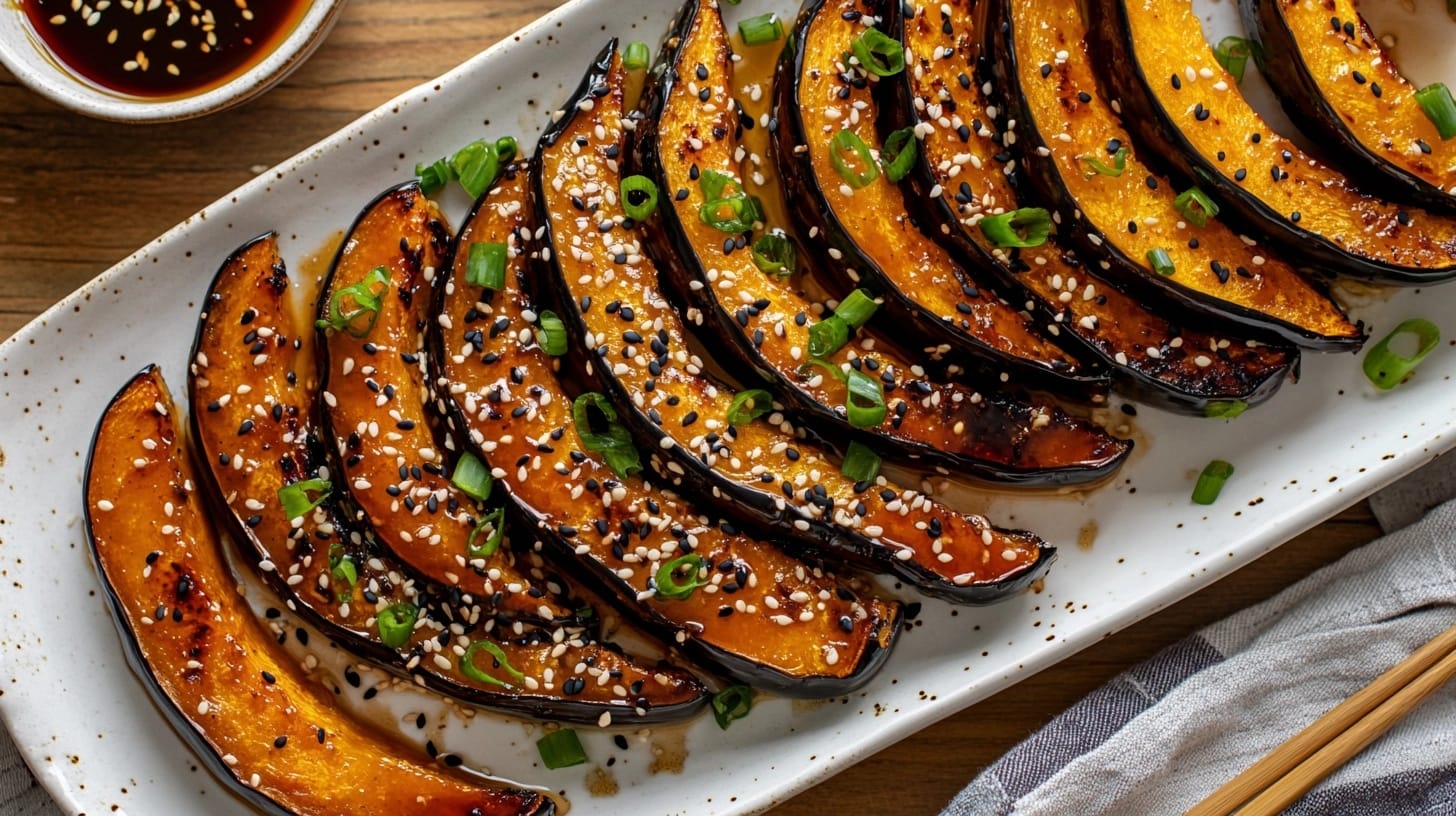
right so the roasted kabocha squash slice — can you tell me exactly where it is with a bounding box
[970,0,1362,354]
[883,0,1311,412]
[430,165,900,695]
[631,0,1128,482]
[530,42,1052,605]
[1086,0,1456,284]
[1244,0,1456,213]
[192,232,708,722]
[85,367,553,816]
[773,0,1105,398]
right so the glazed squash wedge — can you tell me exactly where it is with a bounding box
[1086,0,1456,284]
[773,0,1104,398]
[1244,0,1456,213]
[531,43,1053,605]
[192,232,708,722]
[85,367,553,816]
[430,165,900,695]
[883,0,1310,413]
[632,0,1129,482]
[974,0,1362,353]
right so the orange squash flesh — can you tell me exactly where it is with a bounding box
[776,0,1099,394]
[432,166,899,694]
[1088,0,1456,283]
[85,367,553,816]
[1246,0,1456,211]
[533,45,1051,605]
[893,0,1308,411]
[981,0,1362,351]
[634,0,1129,482]
[191,232,708,721]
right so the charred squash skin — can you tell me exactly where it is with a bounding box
[1086,0,1456,285]
[430,166,900,695]
[884,0,1311,412]
[192,233,708,722]
[773,0,1106,398]
[85,367,553,816]
[971,0,1362,354]
[631,0,1129,483]
[1244,0,1456,214]
[531,43,1053,605]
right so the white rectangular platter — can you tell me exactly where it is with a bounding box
[2,0,1454,814]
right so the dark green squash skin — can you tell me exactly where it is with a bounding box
[880,0,1309,413]
[529,40,1055,606]
[1242,0,1456,215]
[629,0,1129,484]
[426,168,902,697]
[1085,0,1456,285]
[770,0,1108,399]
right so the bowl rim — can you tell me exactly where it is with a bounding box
[0,0,349,123]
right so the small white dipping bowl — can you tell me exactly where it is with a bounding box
[0,0,348,123]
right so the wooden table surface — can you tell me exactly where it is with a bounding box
[0,1,1386,813]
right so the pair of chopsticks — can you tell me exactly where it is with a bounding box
[1186,623,1456,816]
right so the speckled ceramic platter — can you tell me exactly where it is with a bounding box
[3,0,1455,814]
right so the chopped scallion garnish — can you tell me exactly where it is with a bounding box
[1082,146,1129,178]
[850,28,904,77]
[699,194,764,233]
[698,168,742,200]
[449,139,502,199]
[327,543,357,599]
[1204,399,1248,419]
[376,602,418,649]
[466,507,505,560]
[277,478,331,520]
[835,289,879,328]
[845,368,887,428]
[726,389,775,426]
[1191,460,1235,505]
[415,158,452,195]
[751,232,797,277]
[571,392,642,478]
[978,208,1051,248]
[1146,247,1175,277]
[495,136,518,164]
[537,729,589,770]
[459,639,525,688]
[738,12,783,46]
[536,310,568,356]
[623,41,651,71]
[1416,83,1456,141]
[451,452,493,501]
[807,316,851,358]
[620,175,660,221]
[466,241,508,290]
[841,441,881,483]
[830,129,880,189]
[711,685,754,729]
[654,554,709,600]
[1362,318,1441,390]
[880,127,918,182]
[1173,187,1219,228]
[317,266,390,337]
[1213,36,1253,84]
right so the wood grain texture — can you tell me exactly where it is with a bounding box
[0,1,1383,813]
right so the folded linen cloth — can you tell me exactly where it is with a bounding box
[944,490,1456,815]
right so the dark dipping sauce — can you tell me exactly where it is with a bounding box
[21,0,312,98]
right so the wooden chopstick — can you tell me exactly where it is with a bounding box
[1185,623,1456,816]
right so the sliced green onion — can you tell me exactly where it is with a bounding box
[850,28,904,77]
[1191,459,1235,505]
[830,129,880,190]
[1213,36,1253,84]
[536,310,568,356]
[1146,247,1176,277]
[654,554,709,600]
[1416,83,1456,141]
[711,684,753,729]
[699,194,763,233]
[841,441,881,483]
[698,169,743,200]
[739,12,783,46]
[880,127,918,182]
[376,602,418,649]
[537,729,588,770]
[620,175,659,221]
[800,357,848,384]
[459,639,525,688]
[467,507,506,561]
[416,157,453,195]
[327,543,357,599]
[449,140,501,199]
[623,41,652,71]
[572,392,642,478]
[495,136,518,164]
[277,478,331,520]
[726,389,775,426]
[1173,187,1220,228]
[751,232,797,277]
[845,368,887,428]
[465,241,507,290]
[1362,318,1441,390]
[317,266,390,337]
[835,289,879,328]
[1081,146,1129,178]
[808,316,851,358]
[1204,399,1248,419]
[978,208,1051,248]
[451,452,493,501]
